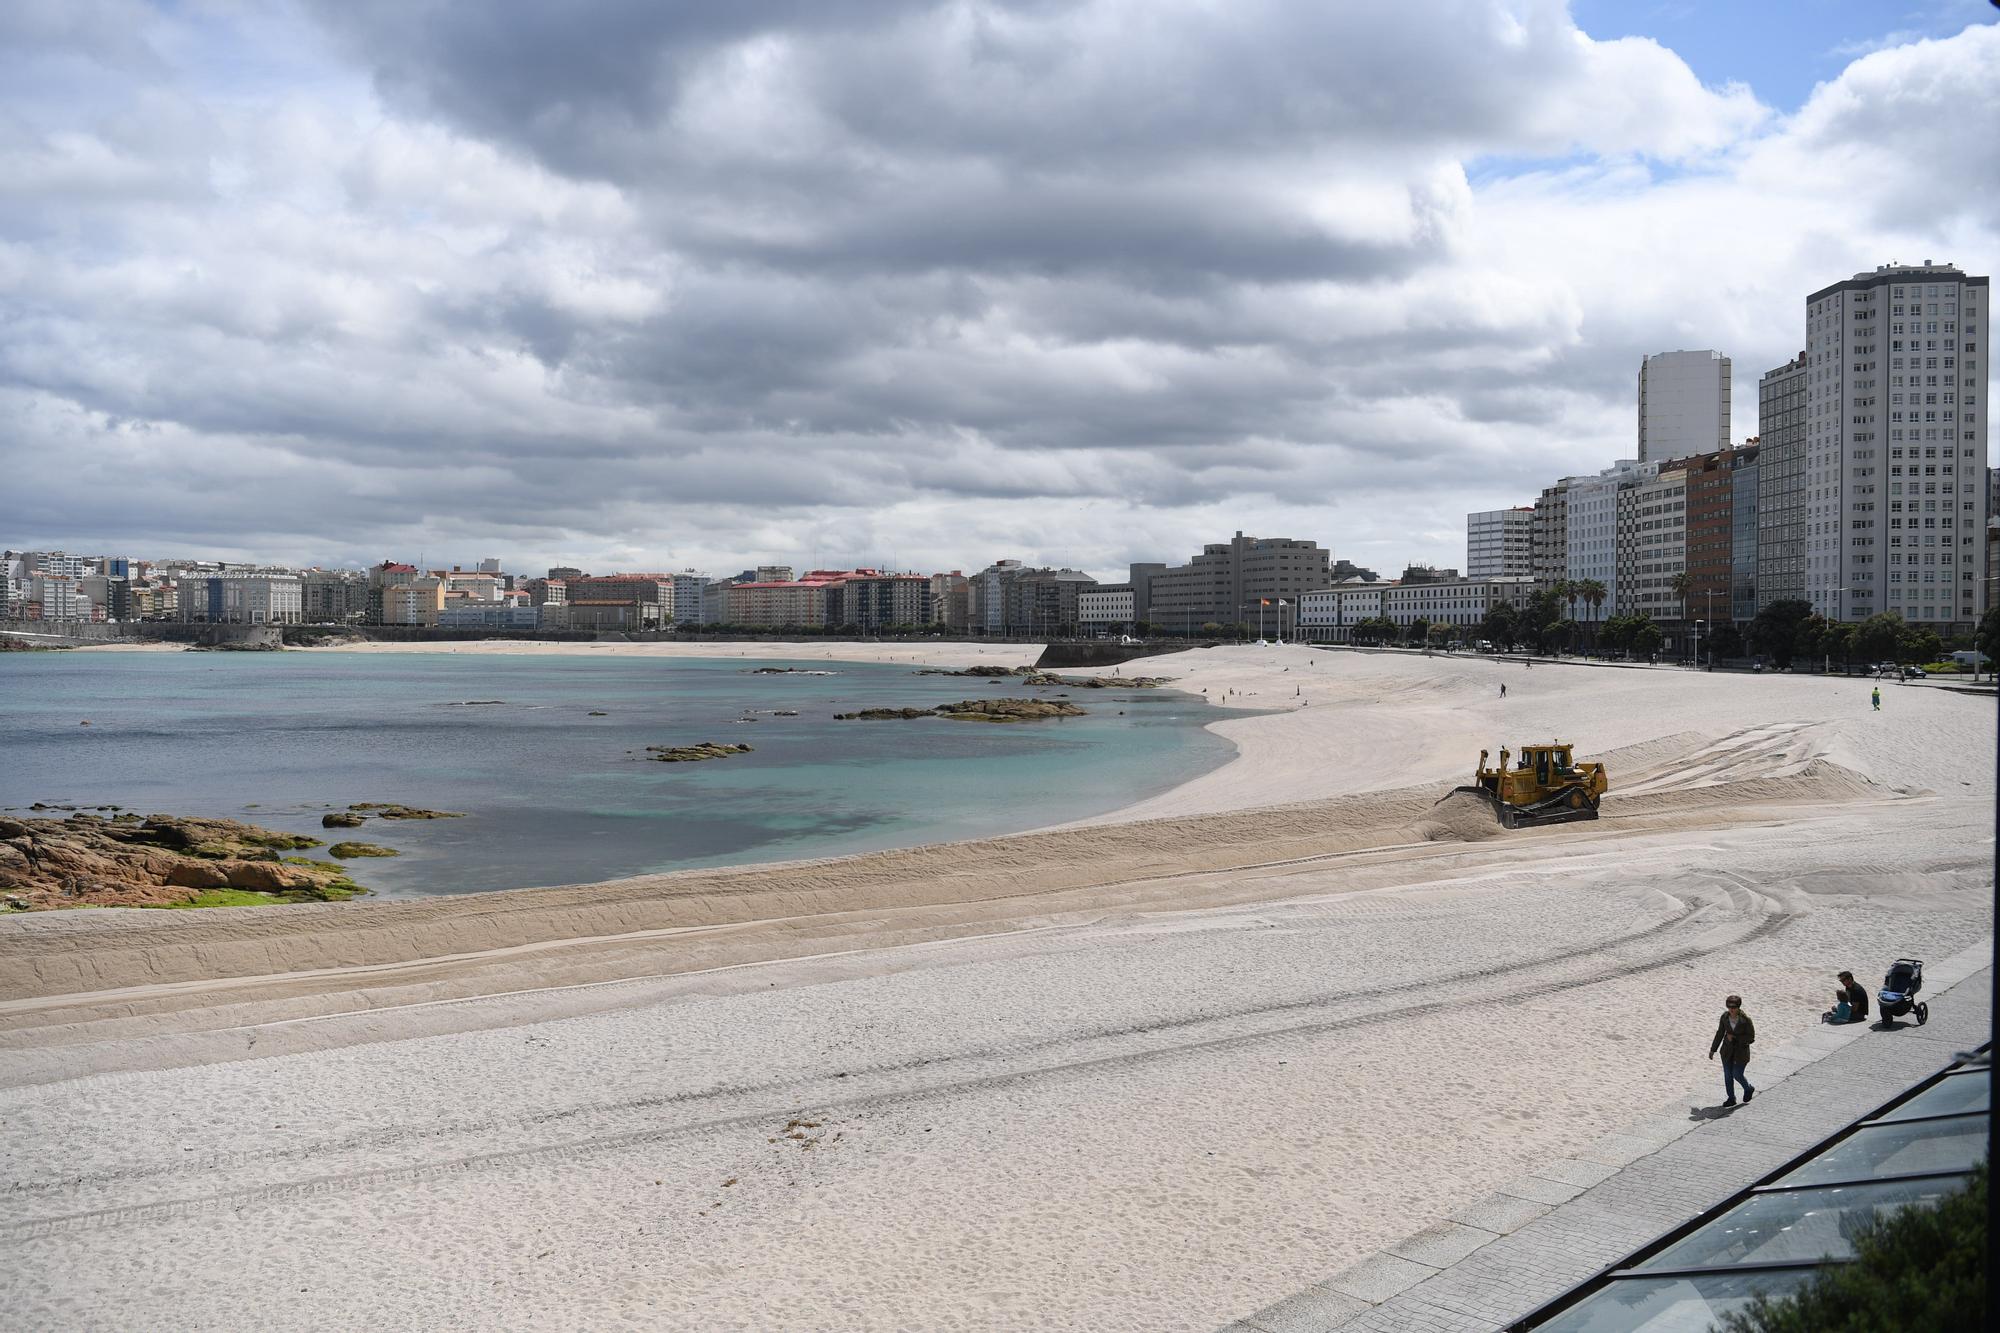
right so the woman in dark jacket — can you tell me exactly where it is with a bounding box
[1709,995,1755,1105]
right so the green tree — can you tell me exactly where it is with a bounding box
[1854,612,1905,665]
[1406,617,1431,647]
[1705,623,1745,660]
[1824,622,1858,671]
[1746,599,1813,668]
[1977,606,2000,665]
[1898,624,1942,666]
[1669,571,1690,619]
[1631,619,1664,658]
[1482,600,1519,650]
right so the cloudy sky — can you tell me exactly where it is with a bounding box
[3,0,1996,580]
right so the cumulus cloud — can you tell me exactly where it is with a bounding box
[0,2,1993,579]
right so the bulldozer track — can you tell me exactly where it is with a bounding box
[3,878,1792,1239]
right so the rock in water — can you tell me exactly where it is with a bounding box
[644,742,755,762]
[0,813,370,911]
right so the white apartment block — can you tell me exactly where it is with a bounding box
[670,573,708,624]
[1297,582,1391,642]
[1567,459,1659,613]
[27,574,94,621]
[1383,577,1533,630]
[1805,261,1987,626]
[1615,466,1687,620]
[1077,585,1135,628]
[1466,507,1533,579]
[1638,350,1730,463]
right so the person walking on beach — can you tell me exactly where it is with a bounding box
[1709,995,1756,1106]
[1499,683,1507,698]
[1871,685,1881,711]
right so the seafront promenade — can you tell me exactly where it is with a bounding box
[1224,943,1992,1331]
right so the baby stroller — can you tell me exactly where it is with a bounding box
[1878,958,1927,1025]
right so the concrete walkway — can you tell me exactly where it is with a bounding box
[1222,938,1993,1333]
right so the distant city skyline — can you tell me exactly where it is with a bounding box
[2,3,1996,581]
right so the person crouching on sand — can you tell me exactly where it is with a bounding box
[1709,995,1755,1106]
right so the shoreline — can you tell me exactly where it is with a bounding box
[2,645,1991,1331]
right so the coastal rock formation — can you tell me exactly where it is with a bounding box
[913,664,1036,678]
[347,803,465,820]
[938,697,1087,722]
[1022,672,1173,689]
[837,699,1088,722]
[746,667,838,675]
[0,814,367,910]
[327,841,399,859]
[645,742,755,762]
[321,811,367,828]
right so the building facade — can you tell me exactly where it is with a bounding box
[1297,581,1390,643]
[1638,349,1731,463]
[1676,445,1757,627]
[1731,453,1761,623]
[1616,465,1688,625]
[1466,507,1534,579]
[1755,352,1808,611]
[830,572,931,629]
[178,575,303,625]
[1143,532,1330,631]
[1566,459,1658,618]
[1382,578,1533,632]
[1805,261,1987,628]
[302,571,367,623]
[1077,585,1135,631]
[1531,481,1572,588]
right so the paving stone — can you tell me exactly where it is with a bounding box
[1387,1221,1497,1268]
[1326,1253,1435,1304]
[1577,1132,1664,1168]
[1448,1193,1550,1235]
[1226,1283,1372,1333]
[1532,1156,1621,1188]
[1494,1173,1584,1205]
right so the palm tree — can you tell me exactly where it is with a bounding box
[1670,571,1690,617]
[1558,579,1579,627]
[1577,579,1607,650]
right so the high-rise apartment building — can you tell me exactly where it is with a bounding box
[1466,507,1534,579]
[1804,261,1986,627]
[1678,445,1757,627]
[1616,465,1687,624]
[1567,460,1658,617]
[1638,350,1731,463]
[1531,481,1572,588]
[1730,444,1761,623]
[1756,353,1808,611]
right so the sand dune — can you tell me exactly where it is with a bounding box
[0,645,1991,1330]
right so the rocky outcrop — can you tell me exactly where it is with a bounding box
[913,665,1036,677]
[645,742,755,762]
[746,667,838,675]
[1021,672,1173,689]
[327,841,399,859]
[836,698,1088,722]
[0,814,368,911]
[937,697,1087,722]
[321,811,366,828]
[346,803,465,820]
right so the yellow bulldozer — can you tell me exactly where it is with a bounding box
[1457,741,1608,829]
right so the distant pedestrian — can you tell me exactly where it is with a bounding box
[1871,686,1881,711]
[1709,995,1756,1106]
[1499,683,1506,698]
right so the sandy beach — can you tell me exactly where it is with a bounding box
[1,642,1992,1331]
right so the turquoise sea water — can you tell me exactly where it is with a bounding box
[0,651,1232,896]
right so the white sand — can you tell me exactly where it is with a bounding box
[0,645,1992,1331]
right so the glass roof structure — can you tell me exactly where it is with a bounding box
[1519,1053,1989,1332]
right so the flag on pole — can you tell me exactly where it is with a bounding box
[1260,599,1270,605]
